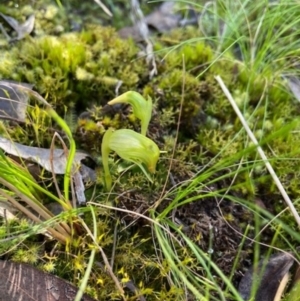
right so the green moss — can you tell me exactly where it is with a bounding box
[0,24,146,117]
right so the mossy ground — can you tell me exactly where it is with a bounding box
[0,1,300,300]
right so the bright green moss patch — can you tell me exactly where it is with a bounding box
[0,25,145,116]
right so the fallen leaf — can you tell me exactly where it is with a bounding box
[238,252,294,301]
[118,2,197,40]
[144,2,181,33]
[0,80,33,122]
[0,137,91,175]
[284,75,300,102]
[79,164,97,183]
[118,25,144,42]
[0,199,16,220]
[0,137,97,204]
[72,168,86,205]
[0,13,35,41]
[0,260,97,301]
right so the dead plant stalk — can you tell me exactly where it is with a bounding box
[215,75,300,228]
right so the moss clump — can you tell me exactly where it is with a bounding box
[0,24,147,117]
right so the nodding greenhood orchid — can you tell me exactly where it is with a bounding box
[102,128,160,190]
[108,91,152,136]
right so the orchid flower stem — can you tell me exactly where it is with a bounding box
[108,91,152,136]
[102,128,114,190]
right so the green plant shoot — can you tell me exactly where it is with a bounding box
[108,91,152,136]
[102,128,160,190]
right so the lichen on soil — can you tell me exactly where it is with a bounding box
[0,1,300,300]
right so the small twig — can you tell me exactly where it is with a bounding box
[79,217,125,299]
[215,75,300,228]
[130,0,157,78]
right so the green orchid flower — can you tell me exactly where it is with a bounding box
[102,128,160,190]
[108,91,152,136]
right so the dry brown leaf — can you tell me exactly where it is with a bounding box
[0,260,97,301]
[0,137,97,205]
[0,13,35,41]
[0,80,33,122]
[0,137,91,175]
[145,2,181,33]
[0,200,16,220]
[118,24,144,41]
[238,252,294,301]
[118,2,181,40]
[284,75,300,102]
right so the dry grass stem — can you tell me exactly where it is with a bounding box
[215,75,300,228]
